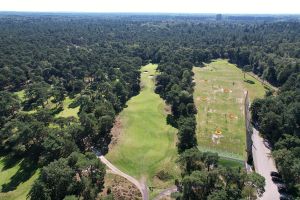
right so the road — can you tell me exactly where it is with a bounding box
[93,149,149,200]
[153,186,177,200]
[252,128,280,200]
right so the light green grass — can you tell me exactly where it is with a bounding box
[219,158,244,168]
[193,59,266,159]
[14,90,25,102]
[107,64,179,188]
[55,97,79,118]
[0,156,39,200]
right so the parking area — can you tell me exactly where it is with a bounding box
[252,128,281,200]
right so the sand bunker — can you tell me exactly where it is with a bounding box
[143,71,148,73]
[196,96,209,102]
[148,75,154,78]
[222,88,232,93]
[202,97,208,101]
[228,113,238,120]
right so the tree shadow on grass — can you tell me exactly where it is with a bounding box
[244,79,255,84]
[1,155,21,171]
[1,158,38,192]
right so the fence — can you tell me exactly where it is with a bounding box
[244,90,253,164]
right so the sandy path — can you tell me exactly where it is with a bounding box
[92,148,148,200]
[153,186,177,200]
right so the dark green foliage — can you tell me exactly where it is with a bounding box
[156,62,198,153]
[0,91,20,127]
[29,152,105,200]
[0,14,299,198]
[177,148,265,200]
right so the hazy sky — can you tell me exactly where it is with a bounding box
[0,0,299,14]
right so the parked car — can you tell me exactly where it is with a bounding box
[272,176,283,183]
[279,193,290,200]
[263,139,273,150]
[271,171,282,178]
[277,184,287,193]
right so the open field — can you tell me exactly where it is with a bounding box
[0,156,39,200]
[193,59,266,160]
[107,64,179,189]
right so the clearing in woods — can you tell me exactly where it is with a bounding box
[193,59,267,160]
[107,64,179,192]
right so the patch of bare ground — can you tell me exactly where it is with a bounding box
[164,104,171,115]
[109,116,122,149]
[100,174,142,200]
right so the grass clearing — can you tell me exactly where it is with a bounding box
[0,156,39,200]
[13,89,79,118]
[14,90,26,102]
[193,59,266,160]
[107,64,179,189]
[55,97,80,118]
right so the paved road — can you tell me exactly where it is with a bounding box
[153,186,177,200]
[252,128,280,200]
[93,149,149,200]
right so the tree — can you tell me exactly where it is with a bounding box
[207,189,228,200]
[178,148,204,175]
[25,82,51,109]
[177,117,197,153]
[242,173,265,199]
[0,91,20,127]
[259,112,282,143]
[30,158,74,200]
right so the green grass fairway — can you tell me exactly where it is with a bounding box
[107,64,179,187]
[0,156,39,200]
[193,59,266,160]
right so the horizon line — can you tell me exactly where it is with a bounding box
[0,11,300,15]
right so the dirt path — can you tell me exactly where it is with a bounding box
[153,186,177,200]
[93,148,148,200]
[252,128,280,200]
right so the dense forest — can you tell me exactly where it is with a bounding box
[0,13,299,199]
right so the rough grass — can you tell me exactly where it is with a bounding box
[107,64,179,188]
[193,59,266,160]
[0,156,39,200]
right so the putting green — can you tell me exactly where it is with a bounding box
[193,59,266,159]
[107,64,179,187]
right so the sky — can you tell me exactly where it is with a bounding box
[0,0,299,14]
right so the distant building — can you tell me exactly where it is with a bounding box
[216,14,222,21]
